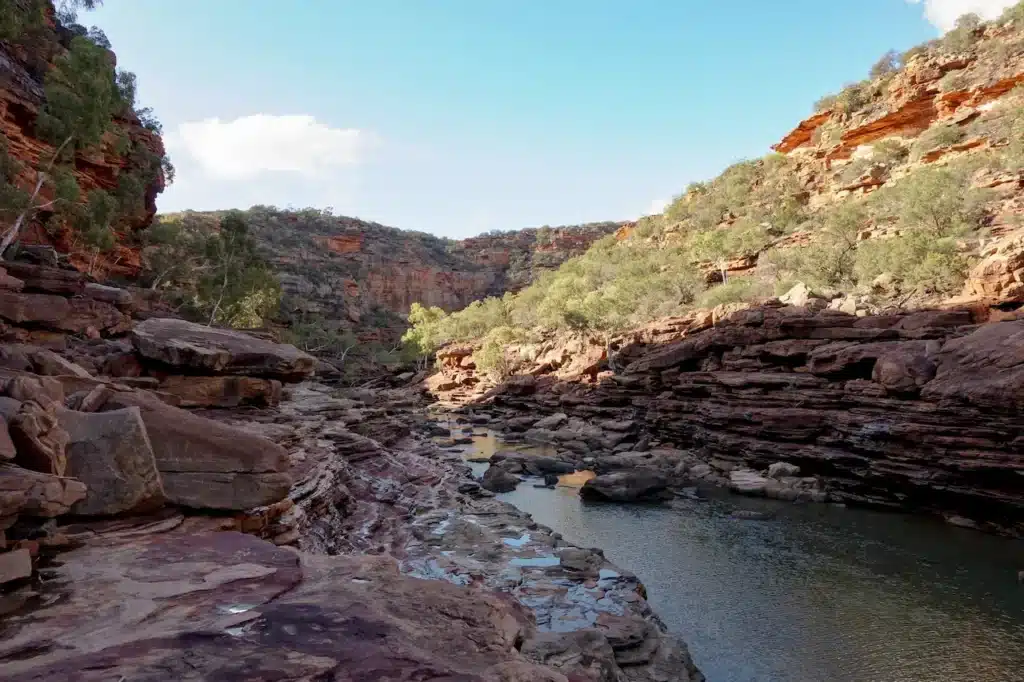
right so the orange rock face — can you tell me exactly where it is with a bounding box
[316,234,362,254]
[251,215,622,335]
[0,21,165,280]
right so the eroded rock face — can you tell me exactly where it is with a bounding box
[132,317,316,381]
[0,26,165,280]
[240,210,623,338]
[156,375,282,408]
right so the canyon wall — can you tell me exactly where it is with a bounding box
[238,208,623,334]
[0,4,166,278]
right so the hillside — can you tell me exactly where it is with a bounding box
[407,6,1024,367]
[156,207,622,336]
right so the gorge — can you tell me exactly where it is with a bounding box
[1,1,1024,681]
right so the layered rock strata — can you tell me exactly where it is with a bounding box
[430,303,1024,536]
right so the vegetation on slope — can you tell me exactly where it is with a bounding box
[404,3,1024,376]
[141,211,281,328]
[0,0,173,264]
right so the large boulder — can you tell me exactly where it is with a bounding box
[60,407,166,516]
[0,464,87,518]
[131,317,315,380]
[98,390,290,510]
[579,469,671,503]
[480,463,521,493]
[8,401,69,476]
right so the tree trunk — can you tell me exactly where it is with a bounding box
[0,173,46,259]
[604,334,617,372]
[0,135,73,259]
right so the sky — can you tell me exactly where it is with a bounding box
[84,0,1019,239]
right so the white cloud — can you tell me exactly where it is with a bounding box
[906,0,1018,32]
[167,114,372,180]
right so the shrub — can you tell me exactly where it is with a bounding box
[871,138,909,164]
[854,232,969,296]
[835,82,872,114]
[1001,1,1024,23]
[899,45,929,66]
[695,277,766,309]
[939,70,971,93]
[879,166,988,236]
[814,94,838,112]
[943,13,982,53]
[910,124,965,160]
[474,326,527,380]
[838,157,874,185]
[869,50,899,79]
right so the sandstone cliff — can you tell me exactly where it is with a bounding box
[165,208,622,336]
[0,1,167,279]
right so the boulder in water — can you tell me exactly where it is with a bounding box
[580,468,671,503]
[480,464,521,493]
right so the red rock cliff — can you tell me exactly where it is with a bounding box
[0,3,166,278]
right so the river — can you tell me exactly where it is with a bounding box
[460,430,1024,682]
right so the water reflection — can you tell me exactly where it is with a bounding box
[457,429,1024,682]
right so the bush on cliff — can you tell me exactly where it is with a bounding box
[0,0,172,261]
[141,211,281,328]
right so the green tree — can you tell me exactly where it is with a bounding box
[401,302,449,362]
[198,211,281,327]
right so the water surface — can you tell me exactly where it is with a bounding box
[459,431,1024,682]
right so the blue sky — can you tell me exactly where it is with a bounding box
[86,0,1008,238]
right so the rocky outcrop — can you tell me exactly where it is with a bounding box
[0,531,571,682]
[233,208,622,335]
[0,261,703,681]
[97,389,292,510]
[430,303,1024,536]
[131,317,315,380]
[0,5,166,278]
[580,469,672,503]
[961,226,1024,302]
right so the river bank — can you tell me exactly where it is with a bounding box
[439,422,1024,682]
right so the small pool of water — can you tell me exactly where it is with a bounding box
[456,428,1024,682]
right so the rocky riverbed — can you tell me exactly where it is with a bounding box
[0,260,703,681]
[436,423,1024,682]
[430,303,1024,537]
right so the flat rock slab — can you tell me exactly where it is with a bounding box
[132,317,315,381]
[0,531,563,682]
